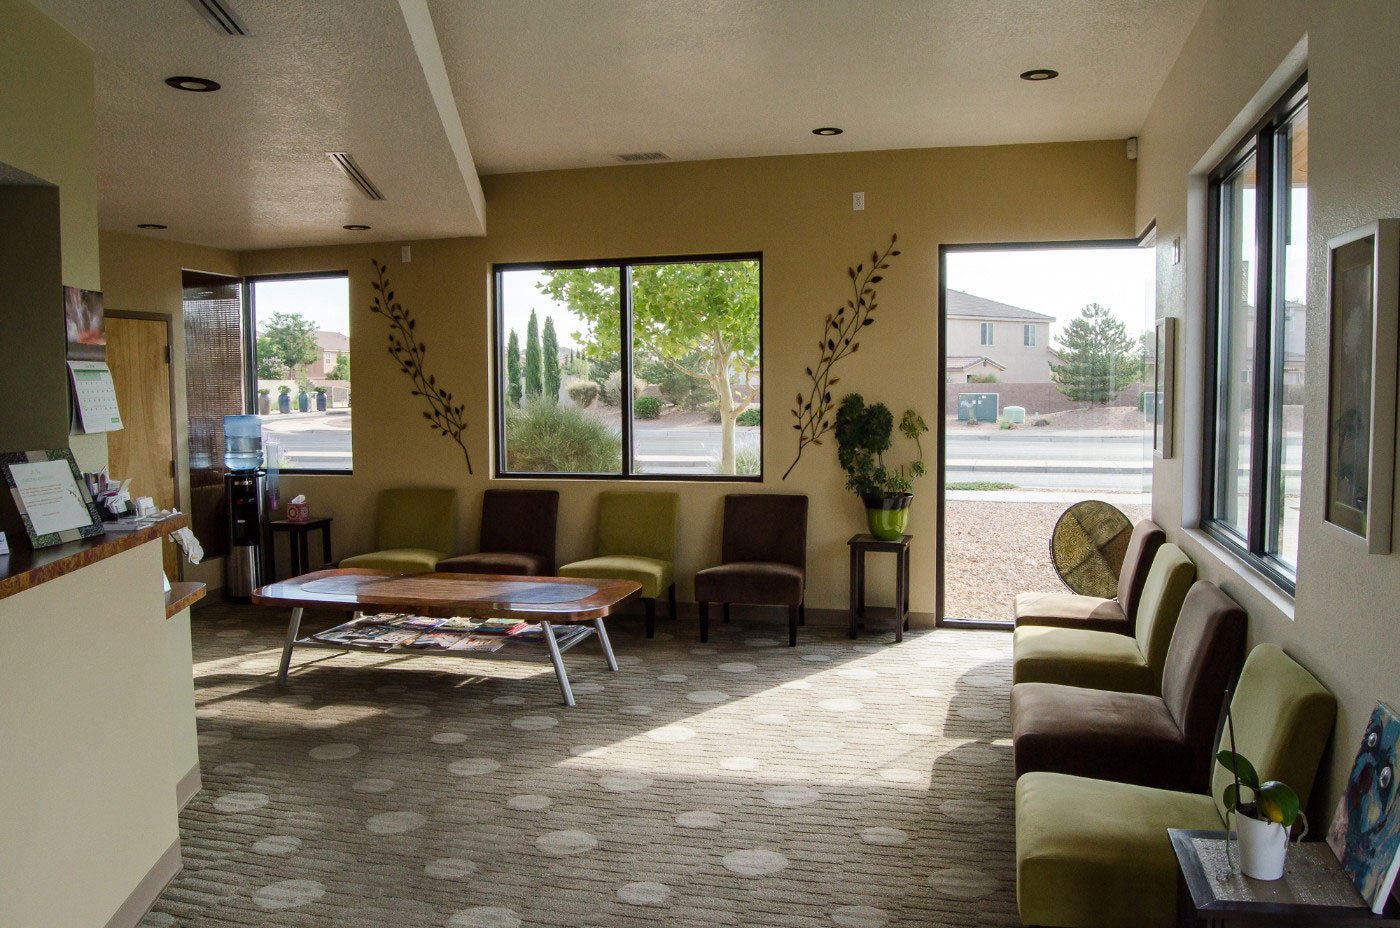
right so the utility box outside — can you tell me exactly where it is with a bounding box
[958,392,999,423]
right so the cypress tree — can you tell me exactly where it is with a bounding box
[524,309,543,399]
[506,329,522,406]
[542,315,561,404]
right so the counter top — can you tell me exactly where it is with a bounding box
[0,514,189,602]
[165,581,206,618]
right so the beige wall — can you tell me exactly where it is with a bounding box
[945,317,1052,382]
[1138,0,1400,816]
[237,142,1136,608]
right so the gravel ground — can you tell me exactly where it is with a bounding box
[945,500,1151,621]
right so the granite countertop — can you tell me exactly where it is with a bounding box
[0,513,190,602]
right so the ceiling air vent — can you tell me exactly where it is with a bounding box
[616,151,670,163]
[325,152,386,201]
[184,0,250,36]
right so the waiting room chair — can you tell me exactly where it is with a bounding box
[1012,580,1247,793]
[558,491,678,638]
[338,487,457,574]
[437,489,559,576]
[1015,643,1335,928]
[1014,519,1165,634]
[1012,542,1195,695]
[694,494,808,647]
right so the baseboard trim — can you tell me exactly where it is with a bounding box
[176,763,202,810]
[102,838,181,928]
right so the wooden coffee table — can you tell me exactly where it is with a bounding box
[253,569,641,706]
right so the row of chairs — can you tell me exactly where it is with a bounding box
[337,487,811,645]
[1007,520,1337,928]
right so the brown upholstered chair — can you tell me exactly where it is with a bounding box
[695,494,808,647]
[436,489,559,576]
[1013,518,1166,634]
[1011,580,1246,793]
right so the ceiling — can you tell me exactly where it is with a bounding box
[28,0,1207,252]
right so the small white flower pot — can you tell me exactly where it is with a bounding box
[1237,813,1289,880]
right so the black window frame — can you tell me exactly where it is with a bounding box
[492,251,764,482]
[1201,73,1308,594]
[243,269,353,476]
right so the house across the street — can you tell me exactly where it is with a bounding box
[945,289,1058,382]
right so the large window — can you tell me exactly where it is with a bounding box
[493,254,762,479]
[246,272,352,472]
[1203,76,1307,589]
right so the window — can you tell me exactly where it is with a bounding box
[980,322,994,345]
[246,272,352,472]
[494,254,762,479]
[1023,324,1036,346]
[1203,76,1307,590]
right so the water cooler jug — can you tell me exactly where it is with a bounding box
[223,415,265,599]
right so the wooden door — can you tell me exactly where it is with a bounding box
[107,315,180,580]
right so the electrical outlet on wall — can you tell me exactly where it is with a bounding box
[401,245,412,263]
[852,192,865,211]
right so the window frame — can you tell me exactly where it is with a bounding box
[243,269,353,476]
[491,251,764,482]
[980,322,994,345]
[1023,324,1036,347]
[1200,73,1308,594]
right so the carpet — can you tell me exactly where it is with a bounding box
[143,604,1019,928]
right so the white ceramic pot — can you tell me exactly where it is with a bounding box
[1237,812,1289,880]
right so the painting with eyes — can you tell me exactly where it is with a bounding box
[1328,701,1400,914]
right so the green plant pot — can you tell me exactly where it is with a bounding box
[863,493,912,540]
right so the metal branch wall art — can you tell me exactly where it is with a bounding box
[782,234,901,480]
[369,259,473,473]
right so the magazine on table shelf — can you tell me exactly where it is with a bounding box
[307,614,593,651]
[1327,701,1400,914]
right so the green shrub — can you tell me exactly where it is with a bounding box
[636,354,716,410]
[504,401,622,473]
[635,395,663,419]
[998,418,1015,430]
[704,404,721,423]
[599,371,646,407]
[1033,416,1051,427]
[967,373,999,383]
[567,382,599,407]
[735,447,760,475]
[736,408,761,427]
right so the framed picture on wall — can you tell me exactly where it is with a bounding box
[1153,317,1176,459]
[63,286,105,361]
[1324,219,1399,554]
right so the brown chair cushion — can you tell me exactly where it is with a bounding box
[436,551,550,577]
[1013,591,1129,633]
[1118,519,1167,620]
[720,494,808,569]
[478,489,559,574]
[694,561,804,606]
[1012,682,1194,791]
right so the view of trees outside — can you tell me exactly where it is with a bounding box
[497,258,762,476]
[943,247,1155,622]
[250,275,351,471]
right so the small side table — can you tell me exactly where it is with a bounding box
[1171,828,1400,927]
[268,518,333,582]
[847,533,912,642]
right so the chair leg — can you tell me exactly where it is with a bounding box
[644,597,656,639]
[698,601,710,643]
[668,582,677,620]
[788,603,799,647]
[798,601,806,626]
[722,602,731,624]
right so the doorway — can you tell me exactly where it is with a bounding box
[937,240,1156,625]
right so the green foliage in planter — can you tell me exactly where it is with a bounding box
[504,401,622,473]
[1217,749,1301,826]
[258,388,270,396]
[314,386,327,395]
[566,381,598,407]
[834,393,928,499]
[635,395,663,419]
[737,408,761,427]
[278,384,291,395]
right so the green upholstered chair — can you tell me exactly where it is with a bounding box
[1015,644,1336,928]
[338,487,457,574]
[558,491,678,638]
[1014,519,1166,634]
[1012,543,1195,694]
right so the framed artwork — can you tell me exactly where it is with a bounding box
[1327,701,1400,914]
[0,449,105,549]
[63,286,105,361]
[1153,317,1176,459]
[1324,220,1399,554]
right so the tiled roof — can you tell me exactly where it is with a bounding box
[316,330,349,352]
[946,289,1055,322]
[945,355,1006,371]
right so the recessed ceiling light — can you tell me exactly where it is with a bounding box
[165,75,221,92]
[812,127,843,136]
[1020,69,1059,81]
[136,223,167,230]
[342,224,371,231]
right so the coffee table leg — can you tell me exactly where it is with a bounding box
[541,621,576,707]
[593,618,619,672]
[277,607,304,684]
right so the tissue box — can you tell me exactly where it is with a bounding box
[286,502,311,523]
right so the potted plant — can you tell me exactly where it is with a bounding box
[1217,745,1306,880]
[257,387,271,415]
[314,386,327,411]
[277,384,291,414]
[297,385,310,412]
[835,393,928,540]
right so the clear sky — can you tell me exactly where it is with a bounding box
[252,276,350,335]
[499,268,589,350]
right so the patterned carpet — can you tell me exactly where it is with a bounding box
[144,604,1019,928]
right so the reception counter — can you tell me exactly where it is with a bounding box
[0,516,201,928]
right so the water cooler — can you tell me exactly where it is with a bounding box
[223,415,266,599]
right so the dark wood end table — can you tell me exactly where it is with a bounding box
[847,533,912,642]
[268,517,333,581]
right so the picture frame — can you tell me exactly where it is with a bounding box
[1153,316,1176,459]
[63,285,105,361]
[1324,219,1399,554]
[0,449,105,549]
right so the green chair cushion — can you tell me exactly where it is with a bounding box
[1016,772,1222,928]
[595,491,678,563]
[558,556,673,600]
[338,549,445,575]
[1132,543,1196,692]
[1012,625,1154,693]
